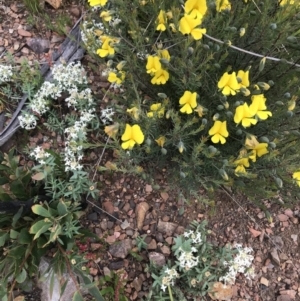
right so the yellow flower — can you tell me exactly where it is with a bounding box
[100,10,112,21]
[237,70,250,88]
[218,72,240,96]
[234,157,250,168]
[178,141,186,153]
[250,94,272,120]
[104,123,119,138]
[194,105,206,117]
[244,134,268,162]
[179,91,197,114]
[147,103,164,118]
[156,10,167,31]
[235,164,247,175]
[146,56,162,74]
[179,14,206,40]
[127,107,140,120]
[184,0,207,18]
[108,71,125,84]
[151,69,169,85]
[234,103,257,128]
[209,121,229,144]
[216,0,231,12]
[121,124,144,150]
[157,49,170,62]
[169,23,177,32]
[279,0,297,6]
[155,136,166,147]
[96,36,116,57]
[293,171,300,187]
[88,0,108,6]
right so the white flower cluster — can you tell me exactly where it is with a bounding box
[65,87,93,109]
[64,108,95,172]
[183,230,203,244]
[109,16,122,27]
[100,107,115,124]
[18,112,37,130]
[51,62,88,90]
[220,244,254,285]
[30,146,50,165]
[81,20,105,53]
[0,64,13,83]
[28,82,62,114]
[161,268,179,292]
[177,248,199,270]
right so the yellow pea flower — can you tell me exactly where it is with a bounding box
[155,136,166,147]
[179,91,197,114]
[292,171,300,187]
[279,0,297,6]
[218,72,240,96]
[88,0,108,6]
[147,103,165,118]
[127,107,140,120]
[179,14,206,40]
[184,0,207,18]
[97,36,116,57]
[194,105,206,117]
[234,103,257,128]
[235,164,247,175]
[157,49,171,62]
[209,120,229,144]
[121,124,144,150]
[216,0,231,12]
[156,10,167,31]
[244,134,268,162]
[250,94,272,120]
[100,11,112,21]
[237,70,250,88]
[151,69,169,85]
[104,123,119,138]
[234,157,250,168]
[108,71,125,84]
[146,56,162,74]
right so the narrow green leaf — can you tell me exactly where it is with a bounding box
[31,205,51,217]
[33,224,52,240]
[12,206,23,227]
[0,232,8,247]
[10,229,19,239]
[16,268,27,284]
[72,291,85,301]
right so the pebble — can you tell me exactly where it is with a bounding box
[18,28,32,37]
[278,214,289,222]
[148,252,166,267]
[87,212,98,221]
[155,233,164,243]
[270,248,280,265]
[109,260,124,270]
[126,229,134,236]
[160,245,171,255]
[109,239,133,258]
[147,239,157,250]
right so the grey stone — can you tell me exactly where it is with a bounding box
[87,212,98,221]
[149,252,166,267]
[109,239,133,258]
[270,248,280,265]
[27,38,50,54]
[109,260,125,270]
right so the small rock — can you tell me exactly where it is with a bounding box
[103,267,111,276]
[107,221,114,229]
[160,192,169,201]
[278,214,289,222]
[277,296,291,301]
[27,38,50,54]
[89,267,98,276]
[90,243,102,251]
[175,226,185,235]
[18,28,32,37]
[51,35,64,43]
[87,212,98,221]
[70,6,81,17]
[136,202,149,230]
[100,220,108,231]
[123,203,131,213]
[260,277,269,286]
[270,248,280,265]
[248,227,261,238]
[161,245,171,255]
[156,233,164,243]
[165,237,173,245]
[109,239,133,258]
[126,229,134,236]
[149,252,166,267]
[106,235,116,244]
[109,260,124,270]
[121,219,130,229]
[103,201,114,214]
[273,236,284,248]
[284,209,294,218]
[147,239,157,250]
[145,184,152,192]
[291,234,297,244]
[132,277,143,292]
[157,220,178,235]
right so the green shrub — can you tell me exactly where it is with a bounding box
[84,0,300,204]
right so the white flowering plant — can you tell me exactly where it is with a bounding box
[150,220,254,300]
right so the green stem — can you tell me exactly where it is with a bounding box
[168,285,174,301]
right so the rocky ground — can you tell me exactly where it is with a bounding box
[1,1,300,301]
